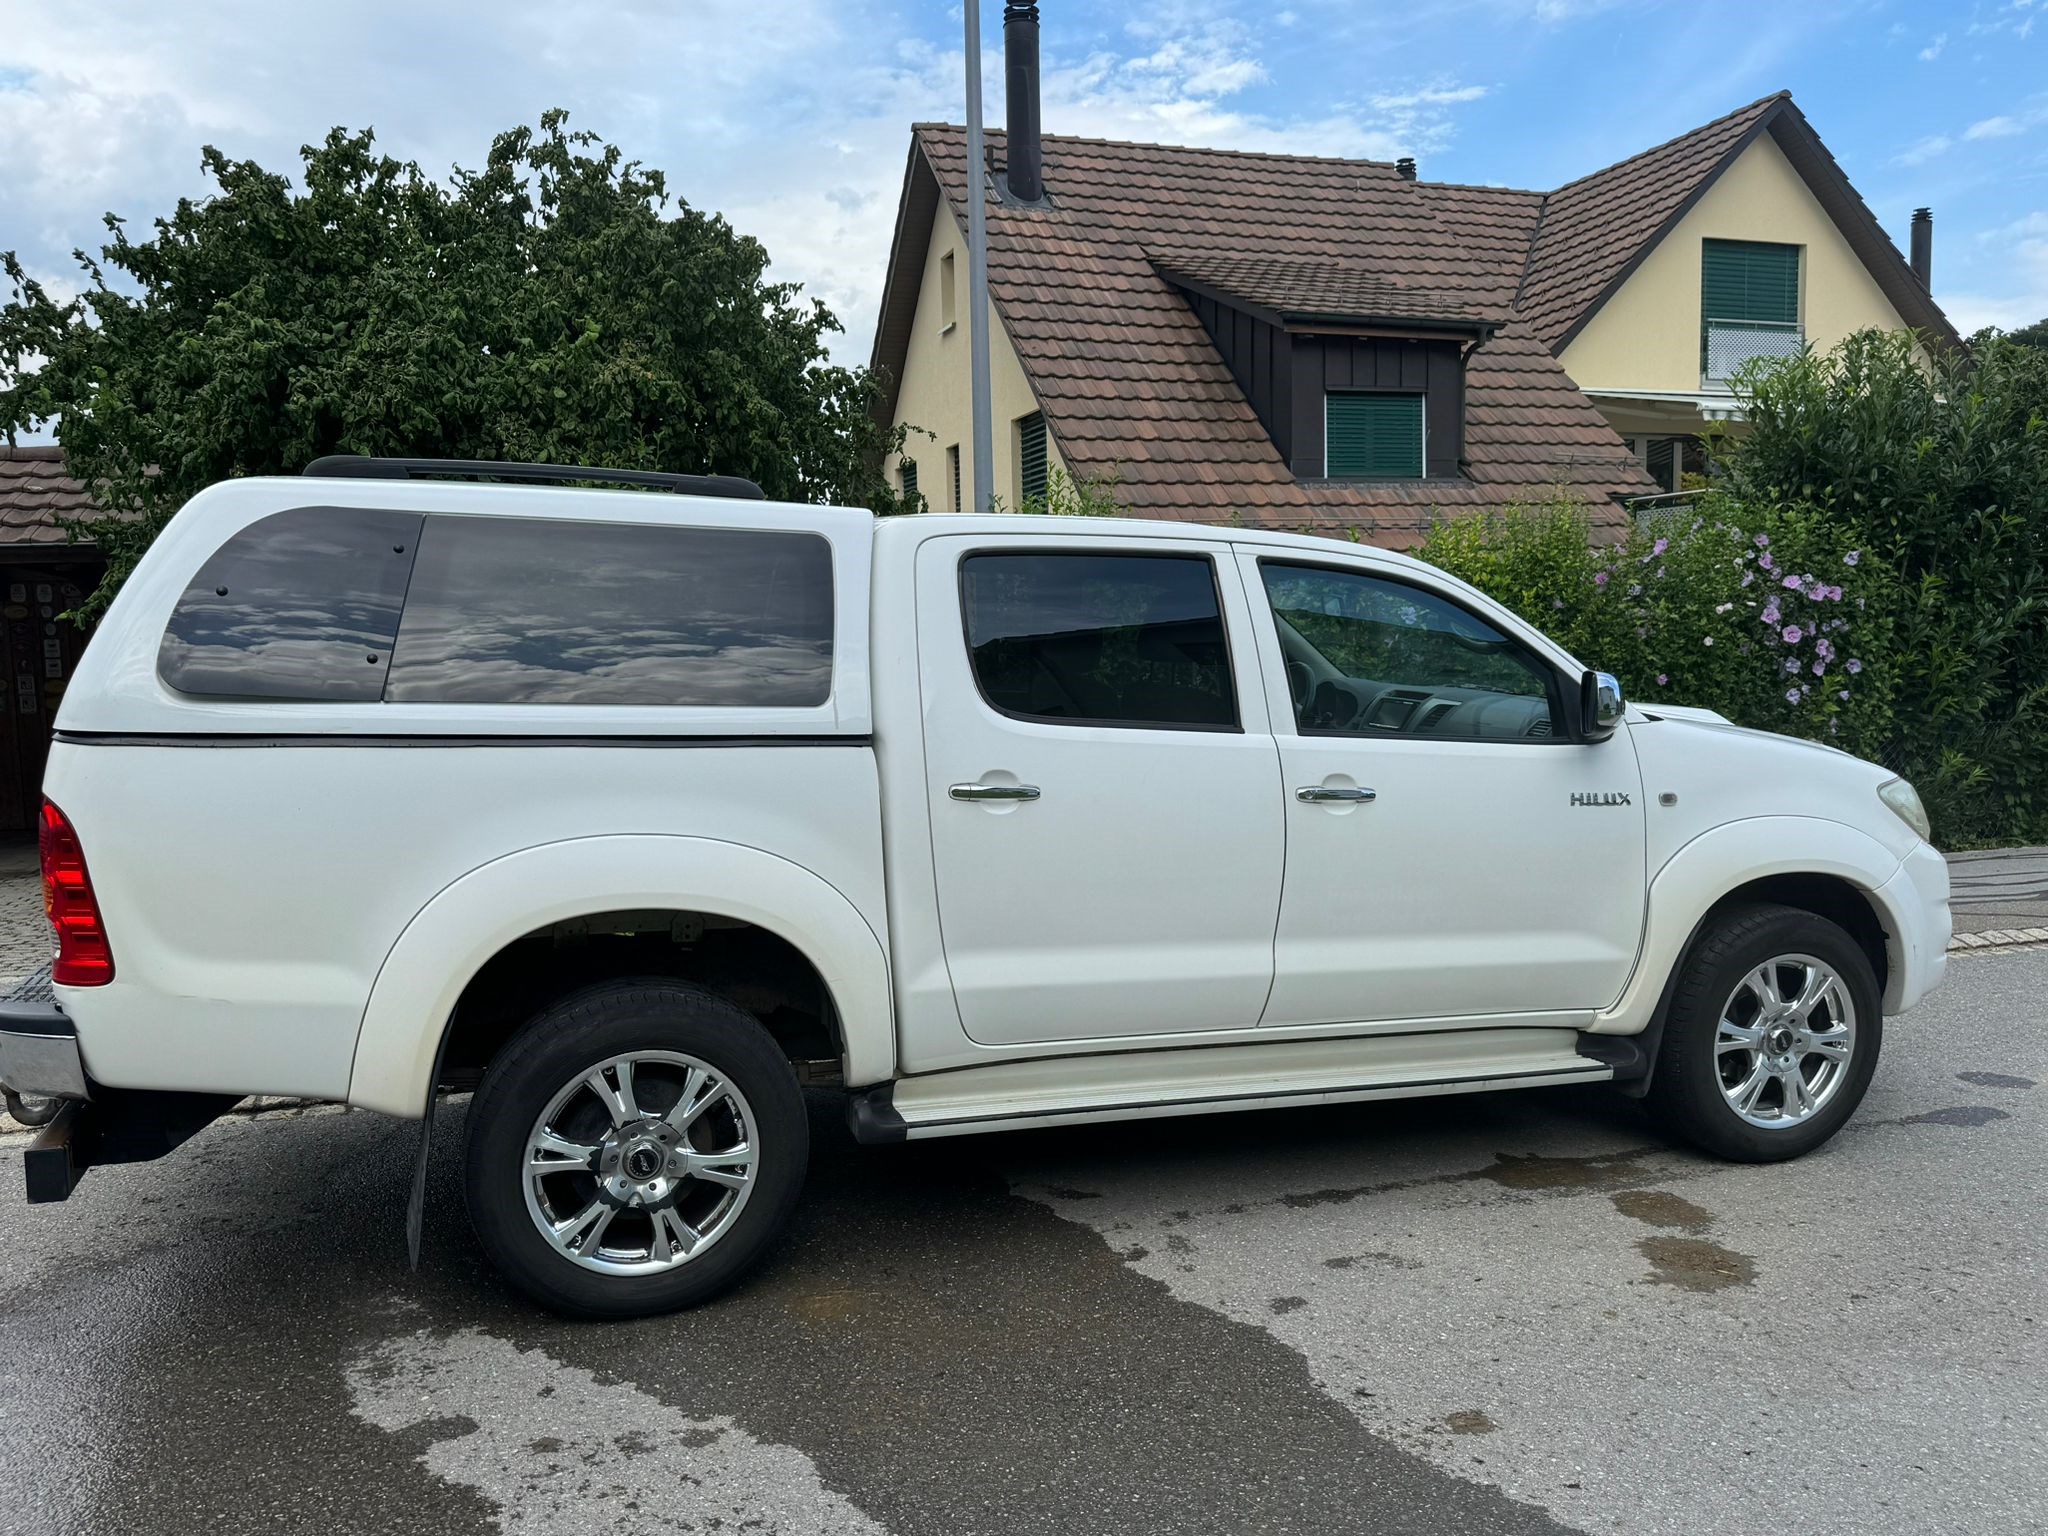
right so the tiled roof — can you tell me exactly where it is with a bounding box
[878,95,1960,545]
[906,125,1649,543]
[1149,250,1497,329]
[0,446,104,546]
[1516,93,1783,348]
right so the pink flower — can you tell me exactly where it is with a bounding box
[1846,658,1863,674]
[1593,570,1609,587]
[1759,552,1776,572]
[1782,574,1803,589]
[1786,687,1803,704]
[1755,534,1771,548]
[1838,689,1850,701]
[1740,570,1755,588]
[1652,537,1669,557]
[1762,603,1782,625]
[1812,660,1826,676]
[1782,625,1803,643]
[1656,673,1669,686]
[1844,550,1860,566]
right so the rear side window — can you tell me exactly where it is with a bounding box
[959,551,1236,730]
[384,517,833,706]
[158,506,422,701]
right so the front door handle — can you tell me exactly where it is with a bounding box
[1296,785,1376,803]
[950,783,1042,802]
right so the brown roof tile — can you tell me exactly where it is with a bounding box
[0,446,107,546]
[1515,93,1784,349]
[904,124,1647,541]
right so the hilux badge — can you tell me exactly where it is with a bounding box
[1570,791,1632,807]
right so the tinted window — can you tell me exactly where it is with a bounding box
[1261,563,1558,740]
[385,517,832,707]
[159,506,422,701]
[960,552,1236,729]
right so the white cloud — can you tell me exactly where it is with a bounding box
[1965,115,2022,138]
[1940,211,2048,334]
[1919,31,1948,60]
[1894,133,1953,165]
[0,0,1490,373]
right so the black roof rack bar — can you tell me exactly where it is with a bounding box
[302,456,766,501]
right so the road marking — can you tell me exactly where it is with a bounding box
[346,1325,890,1536]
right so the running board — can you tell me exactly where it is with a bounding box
[848,1027,1613,1143]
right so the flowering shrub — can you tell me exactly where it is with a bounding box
[1418,496,1894,762]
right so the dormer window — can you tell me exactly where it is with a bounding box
[1325,392,1425,479]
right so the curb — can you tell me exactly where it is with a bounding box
[1948,926,2048,952]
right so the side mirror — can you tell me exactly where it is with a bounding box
[1577,669,1625,742]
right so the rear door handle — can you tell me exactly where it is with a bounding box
[1296,786,1376,803]
[950,783,1042,802]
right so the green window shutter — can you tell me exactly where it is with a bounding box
[1325,392,1424,478]
[1018,412,1048,502]
[1701,240,1799,326]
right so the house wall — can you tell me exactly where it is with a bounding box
[1559,130,1912,396]
[891,206,1068,510]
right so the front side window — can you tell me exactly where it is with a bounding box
[1325,392,1424,478]
[960,551,1237,730]
[1260,562,1558,740]
[386,517,833,706]
[159,506,423,701]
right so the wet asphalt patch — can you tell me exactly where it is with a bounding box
[0,1096,1578,1536]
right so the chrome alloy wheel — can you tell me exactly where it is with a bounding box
[1715,954,1857,1129]
[521,1051,760,1275]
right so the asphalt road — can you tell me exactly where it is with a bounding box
[1,947,2043,1536]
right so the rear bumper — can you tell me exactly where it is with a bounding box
[3,965,236,1203]
[0,966,88,1100]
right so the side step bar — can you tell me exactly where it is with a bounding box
[849,1026,1616,1144]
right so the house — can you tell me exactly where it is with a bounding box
[0,446,105,833]
[870,9,1958,541]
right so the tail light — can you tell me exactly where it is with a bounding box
[40,799,114,986]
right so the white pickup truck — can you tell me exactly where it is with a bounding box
[0,458,1950,1317]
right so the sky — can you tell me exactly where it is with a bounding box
[1,0,2044,383]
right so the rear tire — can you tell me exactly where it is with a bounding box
[1646,902,1881,1162]
[463,978,808,1319]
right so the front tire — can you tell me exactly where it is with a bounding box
[1646,902,1882,1162]
[463,979,808,1319]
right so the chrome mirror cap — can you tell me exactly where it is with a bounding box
[1593,671,1625,730]
[1579,668,1625,741]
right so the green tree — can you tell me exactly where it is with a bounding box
[2006,316,2048,350]
[1,112,910,612]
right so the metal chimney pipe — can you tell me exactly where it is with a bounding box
[1909,207,1932,288]
[1395,157,1417,181]
[1003,1,1043,203]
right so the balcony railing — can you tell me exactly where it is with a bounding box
[1703,318,1803,388]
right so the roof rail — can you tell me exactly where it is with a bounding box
[302,456,767,501]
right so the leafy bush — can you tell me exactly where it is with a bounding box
[1717,330,2048,843]
[1420,498,1892,759]
[1420,329,2048,845]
